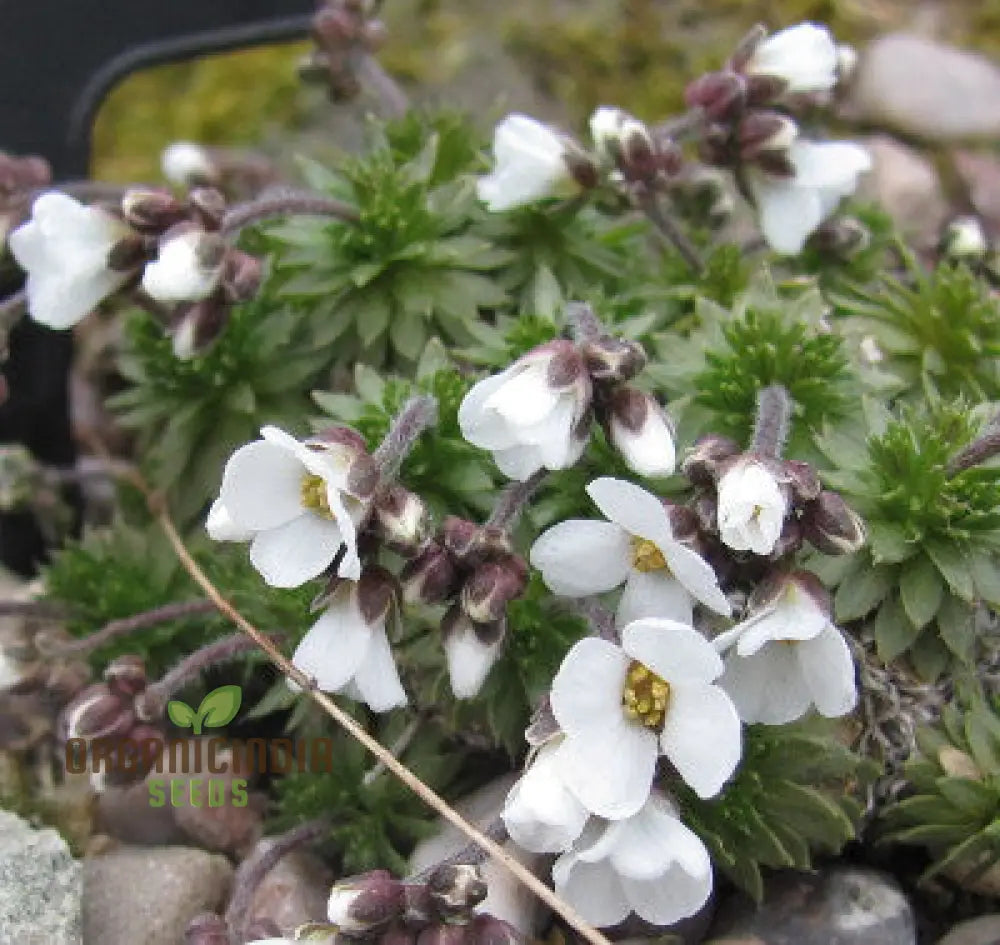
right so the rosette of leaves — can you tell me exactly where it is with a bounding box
[266,126,510,367]
[676,719,874,901]
[647,280,853,458]
[881,700,1000,887]
[110,294,330,521]
[814,400,1000,679]
[831,260,1000,402]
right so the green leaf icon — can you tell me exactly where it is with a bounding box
[167,700,197,729]
[194,685,243,734]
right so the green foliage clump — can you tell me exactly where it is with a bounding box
[881,700,1000,886]
[816,401,1000,678]
[678,719,874,902]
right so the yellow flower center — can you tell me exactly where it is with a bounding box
[623,660,671,730]
[300,474,335,519]
[631,537,668,573]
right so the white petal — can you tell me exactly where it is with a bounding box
[292,592,371,691]
[734,595,827,656]
[530,520,631,596]
[719,645,811,725]
[748,23,838,93]
[205,499,253,542]
[445,621,503,699]
[788,140,872,189]
[555,720,658,819]
[622,865,712,926]
[503,744,589,853]
[609,405,676,478]
[660,683,741,798]
[617,570,694,627]
[219,440,305,530]
[162,141,214,185]
[553,850,631,928]
[492,444,546,481]
[326,488,362,581]
[622,619,724,685]
[478,114,570,212]
[752,174,825,256]
[485,364,559,427]
[458,369,521,450]
[141,231,221,303]
[586,477,673,544]
[249,514,344,588]
[351,625,408,712]
[663,543,731,616]
[549,637,629,735]
[797,624,857,718]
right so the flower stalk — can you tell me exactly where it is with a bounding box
[219,188,360,237]
[750,383,792,458]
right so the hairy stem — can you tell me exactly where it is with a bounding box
[636,191,704,275]
[409,816,509,882]
[565,301,605,344]
[751,384,792,458]
[487,470,548,531]
[371,394,439,480]
[356,52,409,118]
[41,600,215,656]
[225,818,330,944]
[220,189,359,237]
[948,418,1000,476]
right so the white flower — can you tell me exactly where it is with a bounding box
[141,230,223,303]
[503,741,589,853]
[746,23,839,94]
[548,618,741,817]
[714,575,857,725]
[607,389,676,478]
[531,477,730,627]
[443,613,504,699]
[477,114,572,212]
[291,579,406,713]
[205,499,254,541]
[552,792,712,928]
[162,141,215,187]
[716,460,787,556]
[458,342,591,481]
[588,107,650,164]
[750,139,871,255]
[944,215,988,260]
[8,192,132,329]
[212,425,365,587]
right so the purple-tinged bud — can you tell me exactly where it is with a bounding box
[605,386,676,478]
[328,870,406,933]
[400,543,459,606]
[222,250,263,303]
[442,517,481,561]
[427,864,488,920]
[59,685,133,742]
[738,111,797,161]
[665,502,700,543]
[358,567,398,626]
[307,427,378,499]
[121,189,186,232]
[745,74,790,106]
[107,234,152,273]
[581,337,647,384]
[681,434,741,486]
[692,495,718,535]
[383,925,419,945]
[801,490,866,555]
[442,608,505,699]
[183,913,229,945]
[729,23,768,72]
[545,341,586,390]
[104,654,147,699]
[564,149,600,191]
[461,559,529,626]
[782,459,822,504]
[753,149,795,178]
[684,72,745,121]
[811,217,870,258]
[770,516,803,559]
[471,525,515,562]
[372,486,430,556]
[468,916,521,945]
[187,188,227,230]
[170,300,229,360]
[417,924,469,945]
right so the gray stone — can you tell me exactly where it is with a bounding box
[857,135,948,249]
[0,809,82,945]
[83,845,233,945]
[249,844,333,934]
[953,151,1000,230]
[845,35,1000,141]
[707,867,916,945]
[937,915,1000,945]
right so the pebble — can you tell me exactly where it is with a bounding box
[705,867,916,945]
[82,845,233,945]
[937,915,1000,945]
[249,844,333,934]
[953,151,1000,230]
[0,810,82,945]
[846,35,1000,141]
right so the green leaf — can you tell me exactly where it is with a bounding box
[936,777,997,819]
[970,550,1000,605]
[872,595,921,662]
[389,306,428,360]
[966,703,1000,775]
[835,565,893,622]
[167,700,196,729]
[936,595,975,663]
[900,555,944,629]
[910,632,951,681]
[196,685,243,732]
[926,541,975,601]
[866,521,917,565]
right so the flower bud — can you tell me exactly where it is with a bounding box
[580,336,647,384]
[328,870,405,933]
[383,926,419,945]
[170,300,229,360]
[442,517,481,561]
[417,925,469,945]
[684,72,745,121]
[461,559,528,626]
[782,459,821,504]
[183,913,229,945]
[468,916,521,945]
[442,608,505,699]
[427,863,488,919]
[801,490,866,555]
[738,111,798,161]
[357,567,398,626]
[187,187,227,230]
[372,486,430,555]
[400,543,459,606]
[744,73,791,106]
[605,386,676,478]
[222,249,264,303]
[681,434,740,486]
[107,233,152,273]
[121,189,186,231]
[59,685,133,742]
[589,107,653,170]
[163,143,219,189]
[770,516,803,559]
[104,654,147,699]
